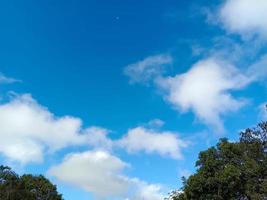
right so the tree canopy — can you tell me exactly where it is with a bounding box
[0,165,63,200]
[171,121,267,200]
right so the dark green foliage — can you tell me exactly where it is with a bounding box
[173,121,267,200]
[0,166,63,200]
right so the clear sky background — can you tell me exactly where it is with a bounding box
[0,0,267,199]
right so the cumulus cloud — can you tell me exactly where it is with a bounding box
[124,54,172,84]
[0,93,181,198]
[117,127,187,159]
[0,94,110,163]
[125,56,251,131]
[49,150,164,200]
[0,73,20,84]
[219,0,267,38]
[49,151,129,199]
[156,58,250,131]
[0,93,187,163]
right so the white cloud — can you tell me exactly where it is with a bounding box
[49,151,129,199]
[247,54,267,81]
[124,54,255,130]
[146,119,165,128]
[129,179,164,200]
[0,73,19,84]
[124,54,172,84]
[85,127,113,151]
[0,93,187,163]
[156,58,250,131]
[49,150,165,200]
[0,94,110,163]
[117,127,187,159]
[219,0,267,38]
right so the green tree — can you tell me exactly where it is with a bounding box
[171,121,267,200]
[0,166,63,200]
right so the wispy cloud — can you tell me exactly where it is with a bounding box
[124,54,172,85]
[0,73,20,84]
[247,54,267,81]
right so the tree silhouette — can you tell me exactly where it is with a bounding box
[171,121,267,200]
[0,166,62,200]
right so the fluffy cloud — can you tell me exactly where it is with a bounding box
[129,179,164,200]
[124,54,172,84]
[0,93,187,163]
[0,93,180,198]
[0,94,110,163]
[0,73,19,84]
[124,53,254,130]
[49,151,129,199]
[49,150,164,200]
[219,0,267,38]
[157,58,250,131]
[118,127,187,159]
[85,127,113,151]
[139,184,164,200]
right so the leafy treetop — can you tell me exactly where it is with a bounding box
[0,165,63,200]
[172,121,267,200]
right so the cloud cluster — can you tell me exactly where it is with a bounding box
[0,93,187,164]
[0,92,185,198]
[124,1,267,130]
[49,150,164,200]
[125,55,251,131]
[219,0,267,38]
[3,1,267,199]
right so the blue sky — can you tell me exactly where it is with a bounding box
[0,0,267,199]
